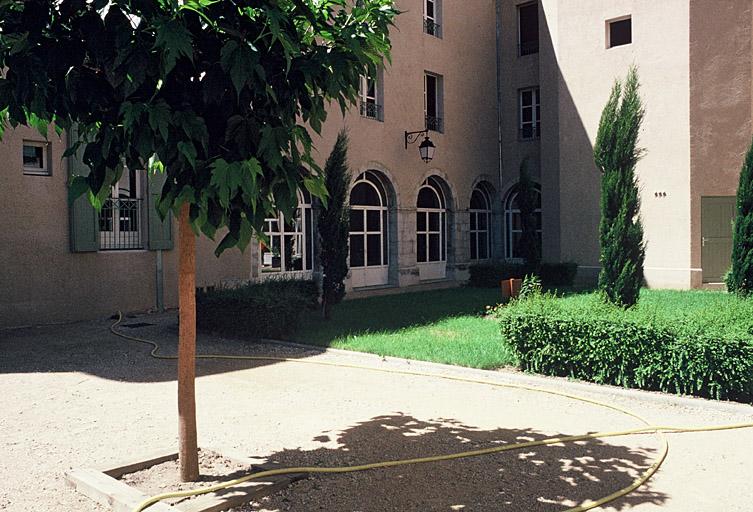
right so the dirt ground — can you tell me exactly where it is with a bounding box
[1,312,753,512]
[121,449,251,507]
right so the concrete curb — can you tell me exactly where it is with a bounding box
[66,447,303,512]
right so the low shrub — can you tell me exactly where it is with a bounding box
[468,261,578,288]
[468,262,526,288]
[497,291,753,402]
[197,279,319,339]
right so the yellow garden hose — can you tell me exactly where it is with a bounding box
[110,314,753,512]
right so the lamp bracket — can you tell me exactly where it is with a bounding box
[404,128,429,149]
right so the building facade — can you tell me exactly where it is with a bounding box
[500,0,751,289]
[1,0,751,327]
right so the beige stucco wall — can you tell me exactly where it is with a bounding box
[689,0,752,286]
[0,126,250,327]
[535,0,693,288]
[305,0,500,289]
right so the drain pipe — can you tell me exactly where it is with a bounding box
[156,249,164,311]
[495,0,504,257]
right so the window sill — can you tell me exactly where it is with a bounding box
[23,169,51,176]
[98,248,148,254]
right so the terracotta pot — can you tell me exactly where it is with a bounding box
[509,278,523,298]
[500,279,512,299]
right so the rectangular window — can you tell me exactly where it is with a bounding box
[519,87,541,140]
[359,74,383,121]
[424,72,444,133]
[518,2,539,56]
[607,16,632,48]
[99,169,144,250]
[424,0,442,38]
[22,141,51,176]
[260,198,314,274]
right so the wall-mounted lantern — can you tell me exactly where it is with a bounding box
[404,129,436,163]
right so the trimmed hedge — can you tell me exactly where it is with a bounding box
[468,262,526,288]
[197,279,319,339]
[468,261,578,288]
[497,293,753,402]
[539,262,578,287]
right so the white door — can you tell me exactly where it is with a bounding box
[416,177,447,280]
[350,172,389,288]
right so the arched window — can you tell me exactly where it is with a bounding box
[469,186,491,261]
[416,176,447,264]
[260,190,314,273]
[349,171,389,270]
[504,183,542,259]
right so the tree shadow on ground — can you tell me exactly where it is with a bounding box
[232,413,667,512]
[0,312,319,382]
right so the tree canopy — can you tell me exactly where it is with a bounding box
[0,0,397,253]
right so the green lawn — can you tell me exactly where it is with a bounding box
[288,287,516,369]
[287,286,750,373]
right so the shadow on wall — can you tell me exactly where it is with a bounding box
[239,413,667,511]
[536,4,601,269]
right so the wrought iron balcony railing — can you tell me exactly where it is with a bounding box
[99,198,144,250]
[519,124,541,140]
[425,115,443,133]
[423,18,441,38]
[360,101,383,121]
[519,40,539,56]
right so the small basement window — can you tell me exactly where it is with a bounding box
[607,16,632,48]
[23,141,51,175]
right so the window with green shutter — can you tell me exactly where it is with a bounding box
[68,126,98,253]
[68,126,173,252]
[147,171,174,251]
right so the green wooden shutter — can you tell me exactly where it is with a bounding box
[147,171,174,250]
[68,126,99,253]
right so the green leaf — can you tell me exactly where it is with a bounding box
[304,176,329,207]
[148,101,171,142]
[0,108,7,141]
[237,216,254,252]
[210,158,242,208]
[220,39,257,97]
[67,175,90,205]
[120,102,146,134]
[153,17,193,73]
[177,140,197,168]
[26,111,49,139]
[214,231,239,256]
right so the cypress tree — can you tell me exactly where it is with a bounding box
[727,137,753,295]
[318,130,351,319]
[593,66,646,308]
[517,158,541,274]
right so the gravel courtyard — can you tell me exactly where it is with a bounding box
[2,312,752,512]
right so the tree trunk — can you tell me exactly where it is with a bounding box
[178,203,199,481]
